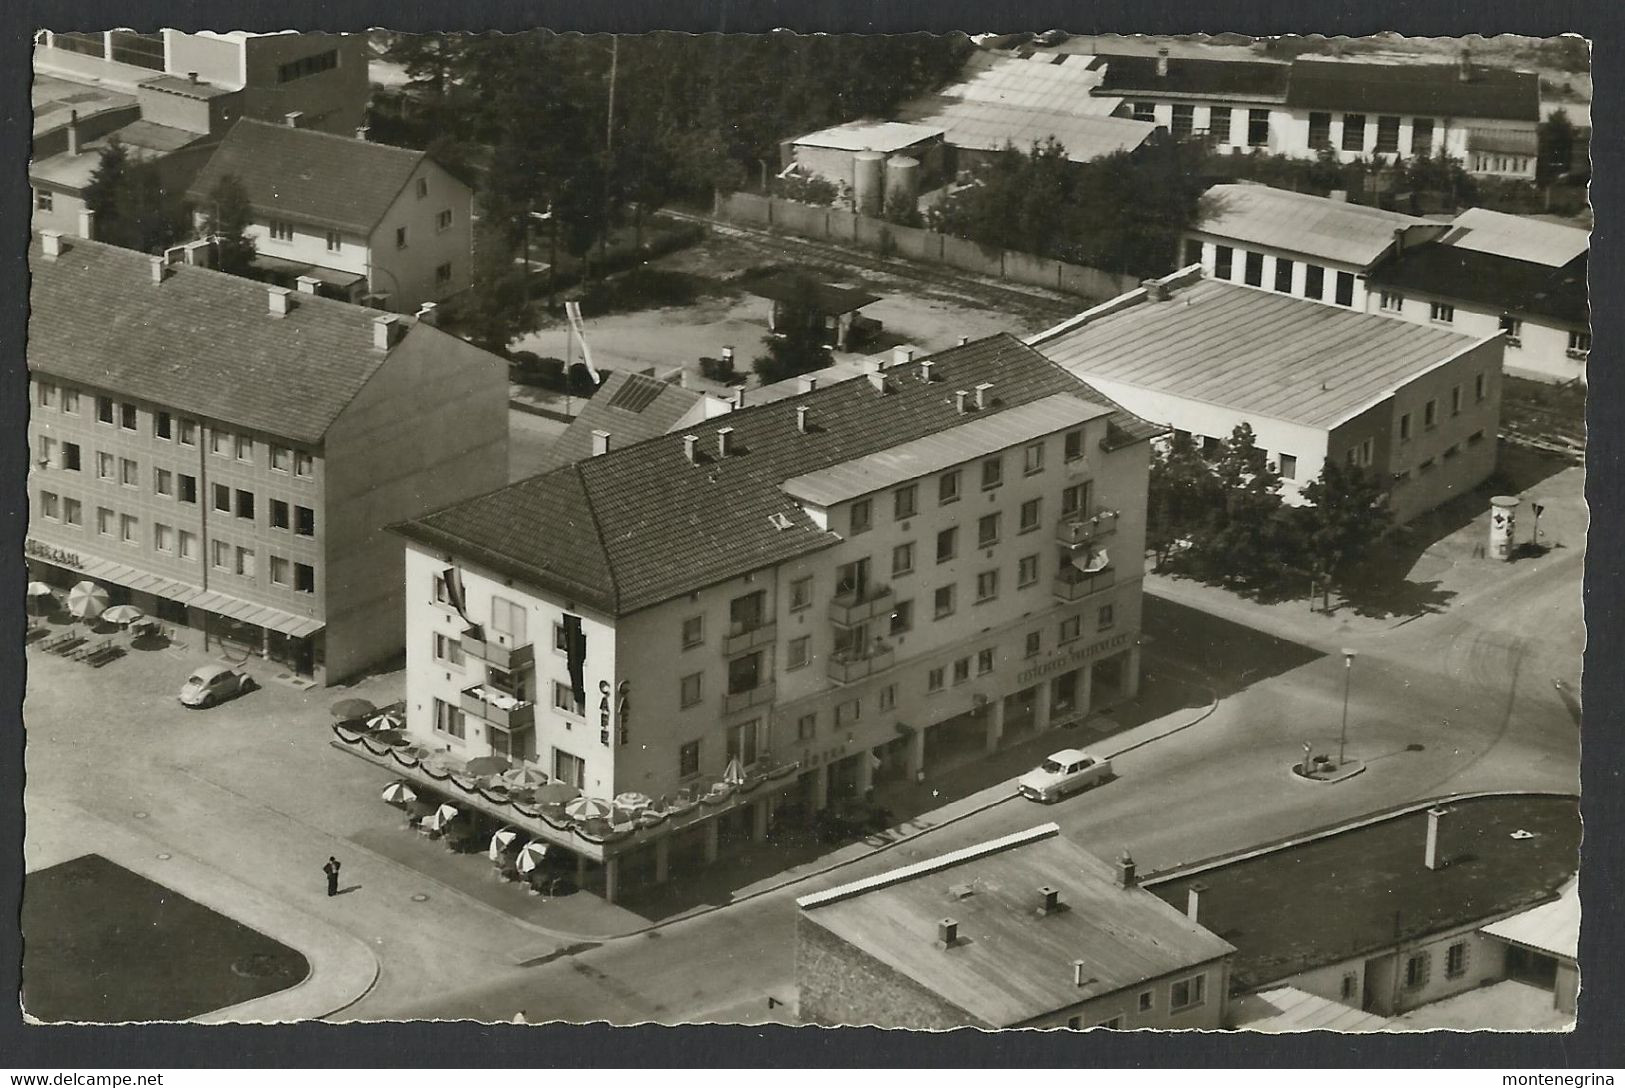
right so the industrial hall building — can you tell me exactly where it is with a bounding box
[387,334,1161,901]
[25,230,510,685]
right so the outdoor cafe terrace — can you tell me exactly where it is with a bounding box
[332,719,802,868]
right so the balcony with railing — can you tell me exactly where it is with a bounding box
[459,632,535,672]
[1055,509,1120,549]
[827,641,896,685]
[724,620,778,656]
[723,681,777,715]
[1052,566,1116,603]
[829,583,894,627]
[460,684,536,730]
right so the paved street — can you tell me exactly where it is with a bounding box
[22,461,1583,1025]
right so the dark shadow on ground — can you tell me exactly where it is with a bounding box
[1143,593,1326,697]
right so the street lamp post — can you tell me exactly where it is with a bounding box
[1338,648,1358,769]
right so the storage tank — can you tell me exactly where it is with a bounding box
[885,155,921,210]
[852,151,885,215]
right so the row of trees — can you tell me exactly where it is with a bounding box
[1149,425,1392,602]
[928,135,1208,279]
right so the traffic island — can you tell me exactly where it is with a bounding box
[1291,757,1367,784]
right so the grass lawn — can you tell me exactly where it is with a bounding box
[23,854,310,1023]
[1147,796,1580,992]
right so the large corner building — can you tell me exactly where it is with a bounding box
[389,334,1161,900]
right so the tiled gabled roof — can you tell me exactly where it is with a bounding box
[537,371,705,472]
[186,119,434,235]
[27,235,417,445]
[396,334,1160,617]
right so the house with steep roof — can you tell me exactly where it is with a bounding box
[186,118,473,312]
[1179,183,1450,309]
[26,231,509,684]
[796,823,1236,1029]
[1031,267,1504,524]
[1366,207,1590,384]
[386,334,1161,902]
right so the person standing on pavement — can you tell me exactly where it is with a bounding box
[324,856,341,897]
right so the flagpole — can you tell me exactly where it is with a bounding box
[565,302,574,417]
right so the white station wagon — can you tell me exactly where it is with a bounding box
[1017,748,1113,803]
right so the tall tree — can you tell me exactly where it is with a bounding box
[752,324,832,385]
[200,173,257,277]
[1538,108,1578,184]
[83,139,130,238]
[1297,458,1393,597]
[1147,431,1224,568]
[83,140,188,253]
[1193,423,1287,586]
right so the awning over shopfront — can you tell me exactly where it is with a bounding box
[25,539,324,639]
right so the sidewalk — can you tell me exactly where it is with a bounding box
[24,799,379,1024]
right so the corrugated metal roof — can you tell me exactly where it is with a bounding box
[1232,987,1391,1032]
[896,51,1155,162]
[1031,277,1482,429]
[1481,880,1579,962]
[1193,184,1435,268]
[798,824,1235,1027]
[792,119,944,153]
[782,392,1112,506]
[1445,207,1590,269]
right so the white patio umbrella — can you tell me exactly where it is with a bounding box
[488,827,522,861]
[425,802,460,831]
[380,781,417,805]
[26,582,53,599]
[613,791,653,814]
[365,709,404,732]
[722,757,747,786]
[515,841,551,874]
[500,765,551,790]
[65,580,110,620]
[564,796,612,822]
[102,604,146,627]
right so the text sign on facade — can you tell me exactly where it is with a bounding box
[1017,630,1135,686]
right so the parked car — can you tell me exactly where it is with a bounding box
[1033,29,1072,46]
[178,664,256,709]
[1017,748,1113,802]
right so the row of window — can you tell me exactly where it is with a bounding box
[1197,242,1356,308]
[1396,375,1489,442]
[1066,972,1207,1030]
[1469,152,1532,176]
[845,432,1091,534]
[1306,112,1429,156]
[677,719,765,780]
[1172,430,1299,481]
[267,209,454,253]
[1129,103,1269,148]
[277,48,339,83]
[34,490,317,591]
[1391,432,1486,484]
[428,699,590,787]
[34,382,319,477]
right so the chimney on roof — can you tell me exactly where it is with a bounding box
[721,345,735,372]
[284,111,305,128]
[372,313,403,351]
[954,389,971,414]
[1037,886,1061,916]
[1114,849,1137,889]
[1156,46,1170,78]
[937,918,959,948]
[295,275,322,295]
[415,301,438,326]
[1328,189,1348,203]
[40,230,64,259]
[920,359,936,384]
[75,207,95,240]
[958,335,970,346]
[867,369,889,394]
[795,405,810,433]
[892,346,915,367]
[187,71,199,84]
[1458,46,1473,83]
[682,434,700,463]
[67,109,80,157]
[591,430,612,457]
[1073,959,1089,987]
[1142,277,1169,302]
[973,382,994,410]
[1393,227,1407,259]
[1425,806,1450,870]
[355,124,371,141]
[1185,882,1207,924]
[149,255,169,286]
[798,375,818,394]
[716,426,735,458]
[733,387,746,409]
[267,285,294,317]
